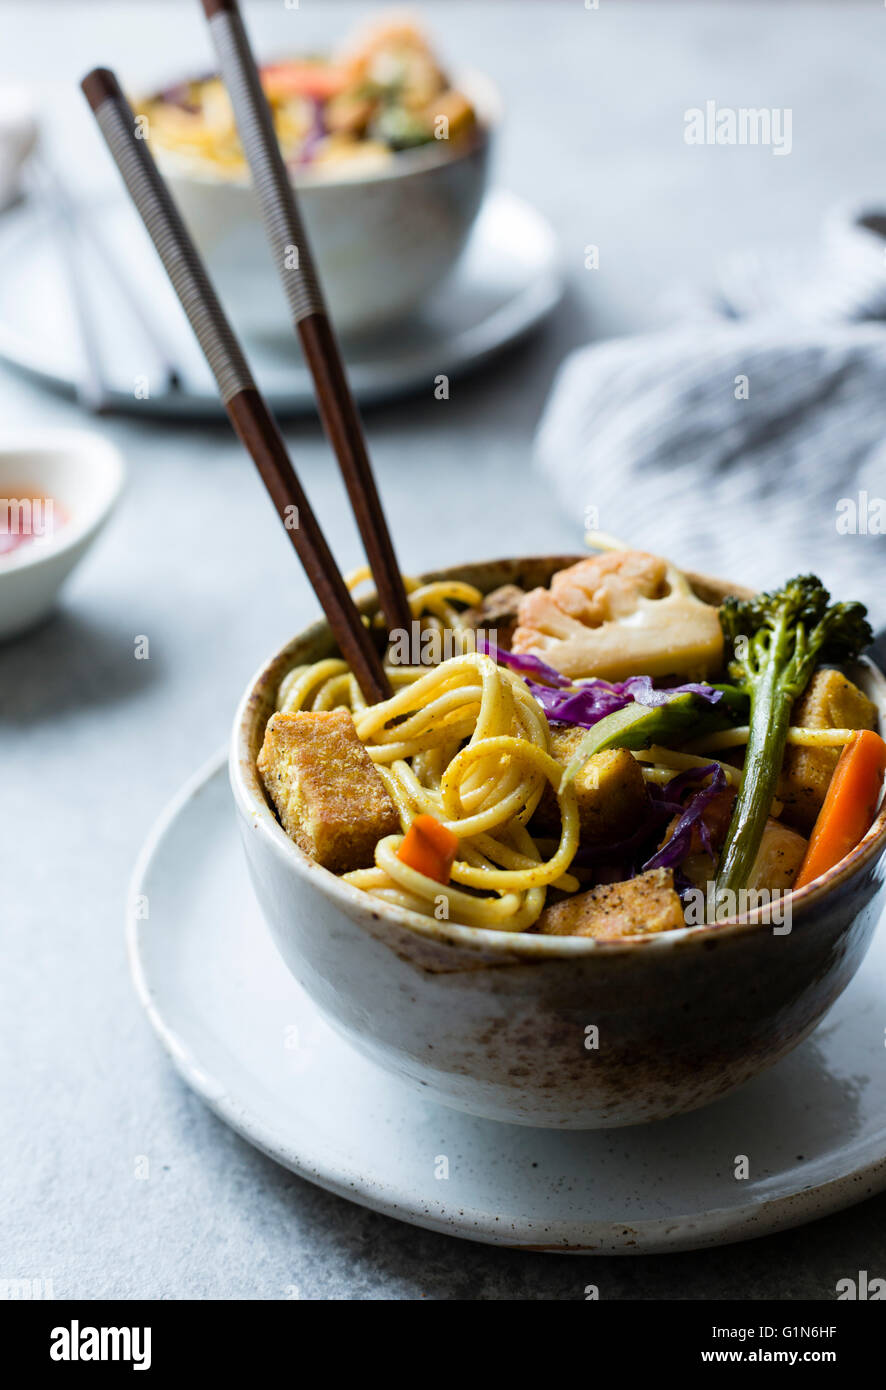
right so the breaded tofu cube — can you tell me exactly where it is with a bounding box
[532,727,649,842]
[538,867,684,939]
[257,709,400,873]
[746,819,807,892]
[680,816,806,894]
[779,670,877,833]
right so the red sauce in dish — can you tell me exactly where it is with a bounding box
[0,492,65,556]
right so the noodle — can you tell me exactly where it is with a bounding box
[258,552,878,939]
[630,745,743,789]
[273,572,580,929]
[684,725,858,754]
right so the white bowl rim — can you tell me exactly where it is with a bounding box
[0,428,125,575]
[231,560,886,959]
[148,67,500,192]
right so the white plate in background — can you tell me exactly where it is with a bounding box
[0,190,561,417]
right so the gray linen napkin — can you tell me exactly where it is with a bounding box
[534,207,886,629]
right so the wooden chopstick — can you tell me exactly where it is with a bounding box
[200,0,413,640]
[81,67,390,706]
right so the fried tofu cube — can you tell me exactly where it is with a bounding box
[532,728,649,842]
[538,867,684,939]
[779,670,877,833]
[681,816,806,895]
[257,709,399,873]
[747,819,807,892]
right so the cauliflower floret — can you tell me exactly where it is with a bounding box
[511,550,724,681]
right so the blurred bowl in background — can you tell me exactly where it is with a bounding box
[0,430,124,640]
[157,71,499,338]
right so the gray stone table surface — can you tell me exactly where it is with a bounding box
[3,0,886,1299]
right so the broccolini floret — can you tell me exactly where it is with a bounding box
[715,575,872,897]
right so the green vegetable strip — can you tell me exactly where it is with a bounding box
[560,704,660,787]
[714,576,872,899]
[715,621,793,894]
[560,689,747,791]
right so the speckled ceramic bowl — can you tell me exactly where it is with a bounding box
[230,557,886,1129]
[158,72,497,337]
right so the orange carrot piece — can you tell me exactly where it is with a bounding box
[396,814,460,884]
[793,729,886,889]
[260,62,347,102]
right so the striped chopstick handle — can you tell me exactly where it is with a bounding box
[207,2,326,326]
[199,0,414,640]
[82,68,254,404]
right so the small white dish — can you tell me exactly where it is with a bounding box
[0,429,124,639]
[0,190,561,417]
[128,751,886,1252]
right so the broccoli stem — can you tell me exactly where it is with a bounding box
[714,618,794,897]
[714,574,871,906]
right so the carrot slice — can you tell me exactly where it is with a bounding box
[396,814,460,884]
[793,729,886,889]
[260,62,347,102]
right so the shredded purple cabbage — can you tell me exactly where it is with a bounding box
[296,98,326,166]
[158,72,213,110]
[479,642,728,880]
[479,641,722,729]
[641,764,727,872]
[476,640,570,687]
[524,679,630,725]
[617,676,722,708]
[569,766,723,870]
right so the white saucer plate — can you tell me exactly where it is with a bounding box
[0,190,560,417]
[128,752,886,1253]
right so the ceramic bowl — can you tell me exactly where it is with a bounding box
[230,556,886,1129]
[0,430,124,640]
[157,72,498,338]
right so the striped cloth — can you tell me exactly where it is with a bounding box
[534,205,886,631]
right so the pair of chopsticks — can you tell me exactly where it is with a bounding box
[82,0,411,704]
